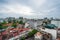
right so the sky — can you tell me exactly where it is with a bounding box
[0,0,60,19]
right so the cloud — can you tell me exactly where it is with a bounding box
[0,4,34,16]
[29,0,47,7]
[0,0,60,18]
[0,0,47,18]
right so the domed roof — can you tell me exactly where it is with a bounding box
[44,24,57,29]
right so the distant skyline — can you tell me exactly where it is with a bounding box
[0,0,60,19]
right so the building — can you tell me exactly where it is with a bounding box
[0,18,4,23]
[23,18,27,23]
[34,32,42,40]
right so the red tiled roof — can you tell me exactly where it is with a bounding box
[0,28,30,39]
[0,36,2,40]
[13,32,18,37]
[2,31,7,35]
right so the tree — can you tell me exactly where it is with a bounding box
[19,20,23,24]
[0,23,8,29]
[2,20,7,24]
[0,23,3,29]
[12,23,17,28]
[28,29,38,37]
[13,19,16,23]
[20,37,25,40]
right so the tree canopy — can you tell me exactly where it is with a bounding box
[19,20,25,25]
[12,23,17,28]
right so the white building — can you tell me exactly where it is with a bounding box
[24,23,30,28]
[39,28,57,40]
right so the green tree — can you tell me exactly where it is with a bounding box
[8,19,12,23]
[20,37,25,40]
[0,23,3,29]
[2,20,7,24]
[28,29,38,37]
[0,23,8,29]
[12,23,17,28]
[13,19,16,23]
[19,20,23,24]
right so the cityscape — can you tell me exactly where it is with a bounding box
[0,17,60,40]
[0,0,60,40]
